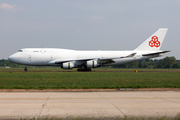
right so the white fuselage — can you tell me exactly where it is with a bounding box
[8,48,160,67]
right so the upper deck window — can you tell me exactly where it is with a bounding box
[18,50,23,52]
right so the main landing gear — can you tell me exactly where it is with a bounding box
[77,68,92,72]
[24,66,28,72]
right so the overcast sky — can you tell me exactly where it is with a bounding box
[0,0,180,59]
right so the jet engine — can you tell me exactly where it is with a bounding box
[87,60,98,68]
[62,62,74,69]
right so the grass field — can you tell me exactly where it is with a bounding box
[1,67,180,72]
[16,114,180,120]
[0,68,180,89]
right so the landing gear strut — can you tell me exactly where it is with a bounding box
[24,66,28,72]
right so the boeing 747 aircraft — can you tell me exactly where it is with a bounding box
[8,28,170,71]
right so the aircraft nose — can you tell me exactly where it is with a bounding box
[8,55,14,62]
[8,54,18,62]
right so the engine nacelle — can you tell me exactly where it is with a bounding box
[62,62,74,69]
[87,60,98,68]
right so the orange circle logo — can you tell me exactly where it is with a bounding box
[149,36,160,47]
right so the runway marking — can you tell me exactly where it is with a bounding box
[96,92,125,115]
[38,92,52,118]
[0,97,180,100]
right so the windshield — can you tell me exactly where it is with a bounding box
[18,50,23,52]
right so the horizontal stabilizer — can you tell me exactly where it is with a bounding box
[142,50,170,56]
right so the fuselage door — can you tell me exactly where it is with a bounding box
[41,49,45,54]
[50,55,53,61]
[28,55,31,62]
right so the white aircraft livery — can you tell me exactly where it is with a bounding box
[8,28,170,71]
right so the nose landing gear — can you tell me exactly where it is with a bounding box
[24,66,28,72]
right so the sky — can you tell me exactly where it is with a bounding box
[0,0,180,59]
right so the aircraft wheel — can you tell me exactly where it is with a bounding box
[24,67,28,72]
[77,68,92,72]
[77,69,81,72]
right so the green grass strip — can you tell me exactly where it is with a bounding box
[0,71,180,89]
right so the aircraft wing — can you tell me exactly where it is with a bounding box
[55,58,95,64]
[142,50,170,56]
[54,53,136,64]
[98,53,136,60]
[97,53,136,64]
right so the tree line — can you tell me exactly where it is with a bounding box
[113,56,180,69]
[0,56,180,68]
[0,59,22,68]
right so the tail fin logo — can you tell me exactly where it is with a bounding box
[149,36,160,47]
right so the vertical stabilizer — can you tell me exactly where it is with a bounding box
[134,28,168,51]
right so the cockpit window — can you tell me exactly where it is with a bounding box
[18,50,23,52]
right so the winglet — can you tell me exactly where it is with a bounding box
[120,53,137,58]
[126,53,137,58]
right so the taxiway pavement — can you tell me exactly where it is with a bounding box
[0,91,180,119]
